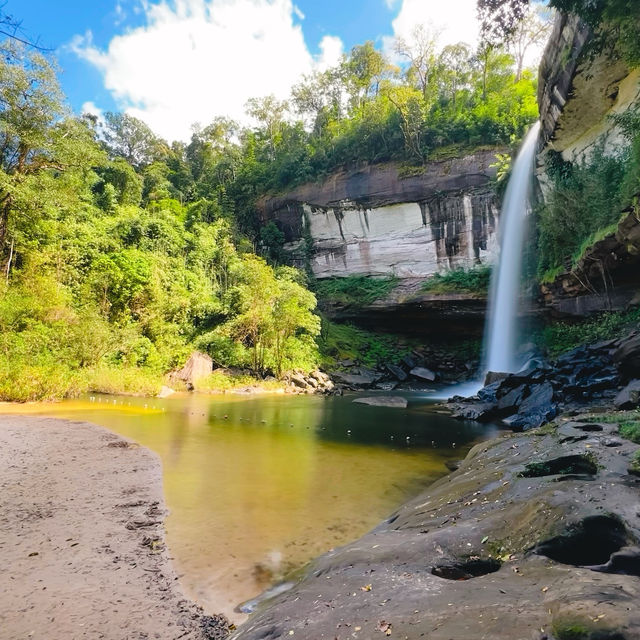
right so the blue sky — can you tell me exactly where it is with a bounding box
[8,0,485,141]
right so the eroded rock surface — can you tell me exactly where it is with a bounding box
[258,153,502,280]
[231,416,640,640]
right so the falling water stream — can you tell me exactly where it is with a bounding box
[484,121,541,374]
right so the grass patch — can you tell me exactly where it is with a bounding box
[540,307,640,357]
[85,366,167,397]
[421,265,491,295]
[619,420,640,444]
[194,370,285,393]
[631,450,640,475]
[314,276,399,307]
[583,410,640,444]
[0,362,85,402]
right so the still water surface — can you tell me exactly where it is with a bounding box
[7,393,499,621]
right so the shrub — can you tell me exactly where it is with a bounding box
[314,276,399,306]
[422,265,492,294]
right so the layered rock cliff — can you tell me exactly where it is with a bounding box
[258,150,501,280]
[537,13,640,316]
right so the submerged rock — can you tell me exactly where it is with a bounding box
[409,366,436,382]
[353,396,408,408]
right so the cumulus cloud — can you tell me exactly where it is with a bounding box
[71,0,343,141]
[81,100,104,119]
[390,0,480,50]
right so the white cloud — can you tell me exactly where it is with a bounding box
[389,0,480,50]
[71,0,343,142]
[316,35,343,71]
[387,0,547,70]
[81,100,104,119]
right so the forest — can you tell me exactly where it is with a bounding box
[0,0,637,401]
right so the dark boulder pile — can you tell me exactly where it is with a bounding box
[328,347,477,392]
[450,331,640,430]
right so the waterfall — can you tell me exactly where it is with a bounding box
[484,122,541,374]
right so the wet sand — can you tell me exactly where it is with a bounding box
[0,416,229,640]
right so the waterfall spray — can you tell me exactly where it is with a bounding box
[484,122,541,374]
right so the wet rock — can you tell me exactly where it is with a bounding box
[613,333,640,379]
[497,384,528,413]
[452,402,498,421]
[386,364,408,382]
[156,386,175,399]
[614,380,640,409]
[331,371,378,388]
[504,382,556,431]
[375,381,398,391]
[409,367,436,382]
[353,396,408,409]
[484,371,509,385]
[200,613,233,639]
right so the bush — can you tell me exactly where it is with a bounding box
[422,265,492,294]
[314,276,398,306]
[318,319,412,369]
[540,307,640,357]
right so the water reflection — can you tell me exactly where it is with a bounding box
[3,393,499,622]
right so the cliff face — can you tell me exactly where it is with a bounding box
[537,13,640,316]
[258,150,501,280]
[538,13,639,163]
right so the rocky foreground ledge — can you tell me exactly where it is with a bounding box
[0,416,232,640]
[231,412,640,640]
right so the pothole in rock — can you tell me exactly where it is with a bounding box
[431,558,502,580]
[534,515,629,567]
[518,454,598,478]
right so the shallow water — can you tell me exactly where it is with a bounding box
[5,392,499,621]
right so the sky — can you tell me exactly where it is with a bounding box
[10,0,495,142]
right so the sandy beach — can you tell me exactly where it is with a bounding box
[0,415,230,640]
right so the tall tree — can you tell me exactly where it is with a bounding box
[0,41,103,266]
[101,112,165,170]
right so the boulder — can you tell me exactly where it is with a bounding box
[497,384,528,413]
[484,371,509,386]
[451,403,498,421]
[386,364,408,382]
[289,373,309,389]
[504,382,556,431]
[409,367,436,382]
[157,385,175,399]
[614,380,640,409]
[613,334,640,379]
[170,351,213,387]
[331,371,378,387]
[353,396,408,409]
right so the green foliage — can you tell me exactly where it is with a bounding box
[537,141,639,278]
[620,421,640,444]
[0,43,324,400]
[318,320,412,369]
[540,308,640,357]
[314,276,399,306]
[422,265,492,294]
[631,450,640,474]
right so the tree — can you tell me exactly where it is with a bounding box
[343,41,392,110]
[245,95,288,160]
[508,4,553,80]
[0,41,104,265]
[394,25,440,104]
[101,112,164,169]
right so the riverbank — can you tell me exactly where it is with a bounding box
[231,409,640,640]
[0,415,232,640]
